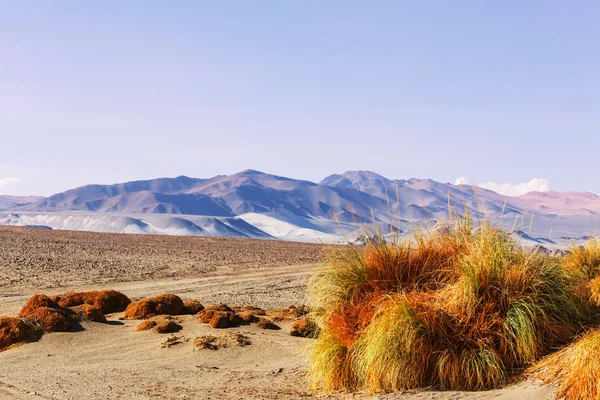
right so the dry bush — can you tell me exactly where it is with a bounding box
[529,329,600,400]
[308,220,584,393]
[0,317,33,351]
[155,319,182,334]
[19,294,72,332]
[291,316,320,338]
[20,294,61,316]
[70,304,107,323]
[206,311,240,329]
[563,239,600,308]
[136,319,157,332]
[236,311,260,324]
[182,299,204,315]
[52,290,131,314]
[257,317,280,330]
[136,316,182,333]
[124,294,184,319]
[22,307,71,332]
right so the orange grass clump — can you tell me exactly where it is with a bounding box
[291,316,320,338]
[70,304,108,323]
[124,294,184,319]
[256,317,280,330]
[0,317,33,351]
[52,290,131,314]
[182,299,204,315]
[22,307,71,332]
[529,329,600,400]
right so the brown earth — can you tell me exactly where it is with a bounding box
[0,226,556,399]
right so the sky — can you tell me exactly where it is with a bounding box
[1,1,599,197]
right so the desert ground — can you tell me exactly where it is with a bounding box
[0,226,557,399]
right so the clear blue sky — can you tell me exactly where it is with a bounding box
[1,1,599,196]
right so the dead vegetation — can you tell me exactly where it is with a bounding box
[70,304,108,323]
[182,299,204,314]
[135,316,182,333]
[0,317,33,351]
[124,294,184,319]
[291,316,319,338]
[19,295,72,332]
[51,290,131,314]
[194,332,252,350]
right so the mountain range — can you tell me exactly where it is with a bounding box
[0,170,598,245]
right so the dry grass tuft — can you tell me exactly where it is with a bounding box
[308,219,584,393]
[256,317,280,330]
[529,329,600,400]
[154,319,182,334]
[20,294,61,316]
[291,316,320,338]
[69,304,108,323]
[236,311,260,324]
[124,294,184,319]
[0,317,34,351]
[182,299,204,315]
[52,290,131,314]
[22,307,71,332]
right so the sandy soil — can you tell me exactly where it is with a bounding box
[0,227,557,399]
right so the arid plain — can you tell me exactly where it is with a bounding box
[0,226,555,399]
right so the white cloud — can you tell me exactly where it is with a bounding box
[454,177,550,196]
[0,177,20,187]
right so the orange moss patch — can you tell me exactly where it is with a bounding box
[0,317,33,351]
[291,316,319,338]
[182,299,204,315]
[136,319,157,332]
[257,317,280,330]
[124,294,184,319]
[52,290,131,314]
[155,319,182,334]
[205,311,240,329]
[19,294,61,317]
[23,307,71,332]
[70,304,108,323]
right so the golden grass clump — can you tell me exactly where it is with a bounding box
[0,317,33,351]
[529,330,600,400]
[124,294,184,319]
[52,290,131,314]
[267,305,309,322]
[291,316,320,338]
[308,220,584,393]
[236,310,260,324]
[563,238,600,307]
[69,304,108,323]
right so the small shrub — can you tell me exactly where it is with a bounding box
[182,299,204,315]
[0,317,33,351]
[53,290,131,314]
[23,307,71,332]
[257,317,280,330]
[124,294,184,319]
[291,316,320,338]
[154,319,182,334]
[70,304,107,323]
